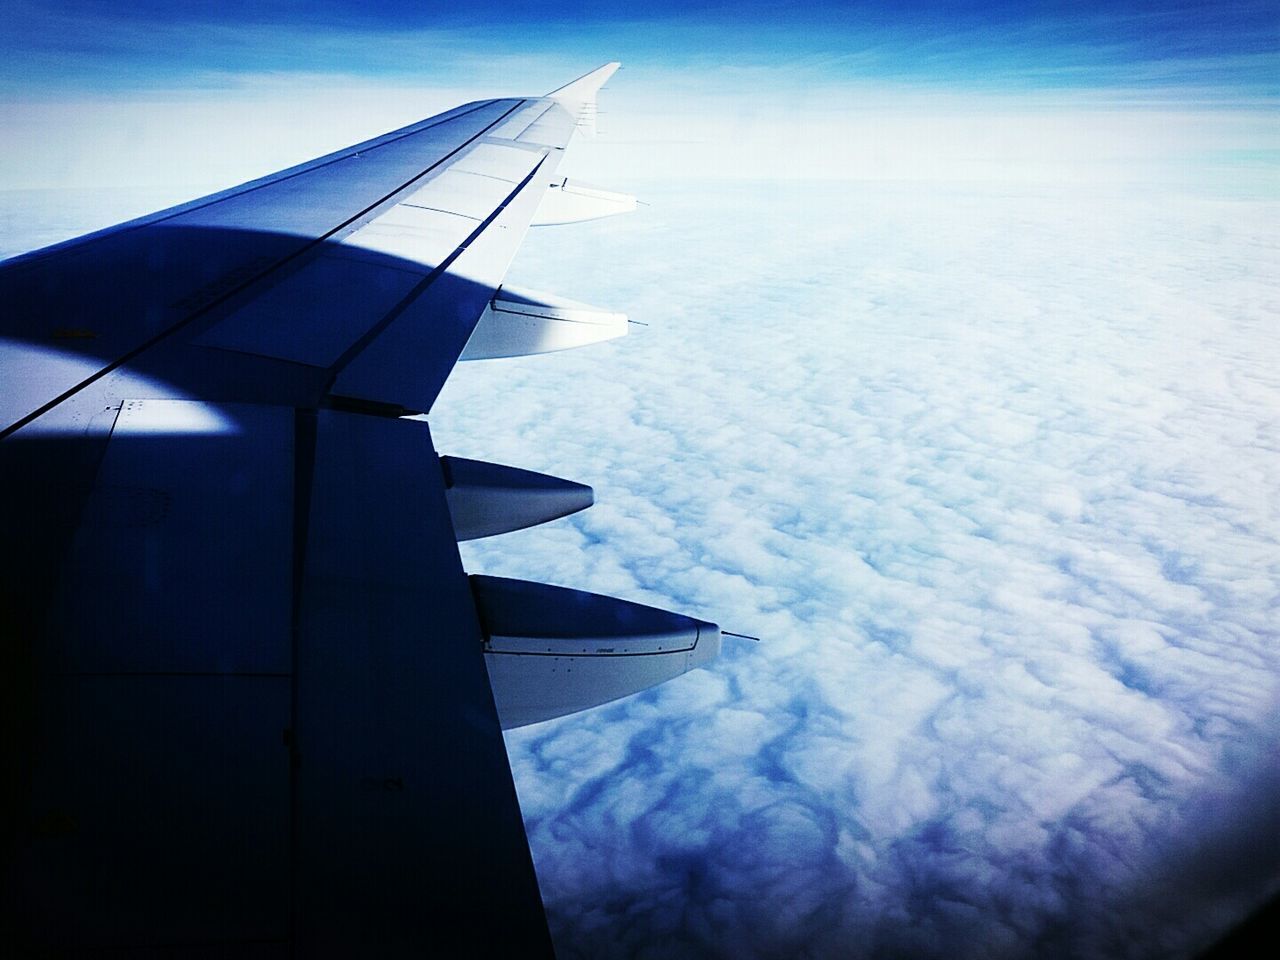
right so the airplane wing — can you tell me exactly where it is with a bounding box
[0,63,720,956]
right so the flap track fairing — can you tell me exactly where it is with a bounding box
[531,178,637,226]
[471,575,722,728]
[441,456,593,541]
[459,284,627,360]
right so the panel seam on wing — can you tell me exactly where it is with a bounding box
[321,154,550,389]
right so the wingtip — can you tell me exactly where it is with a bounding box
[546,62,621,139]
[547,62,621,101]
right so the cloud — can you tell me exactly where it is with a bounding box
[430,176,1280,958]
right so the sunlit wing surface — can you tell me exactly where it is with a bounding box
[0,62,720,956]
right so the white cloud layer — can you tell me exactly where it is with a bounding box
[430,177,1280,958]
[4,75,1275,193]
[2,162,1277,959]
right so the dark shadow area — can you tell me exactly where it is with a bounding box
[1,224,554,956]
[1197,891,1280,959]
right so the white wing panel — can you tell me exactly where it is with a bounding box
[403,169,511,221]
[517,105,578,147]
[454,142,542,182]
[489,103,554,141]
[341,204,475,268]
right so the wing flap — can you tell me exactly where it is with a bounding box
[294,412,554,954]
[8,406,555,953]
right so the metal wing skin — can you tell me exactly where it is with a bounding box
[0,65,628,957]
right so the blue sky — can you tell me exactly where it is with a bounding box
[3,1,1276,197]
[5,1,1277,99]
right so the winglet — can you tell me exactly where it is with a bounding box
[547,62,620,138]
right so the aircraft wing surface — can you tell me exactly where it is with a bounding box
[1,74,606,432]
[0,64,657,956]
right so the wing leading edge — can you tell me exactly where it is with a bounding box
[0,62,720,955]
